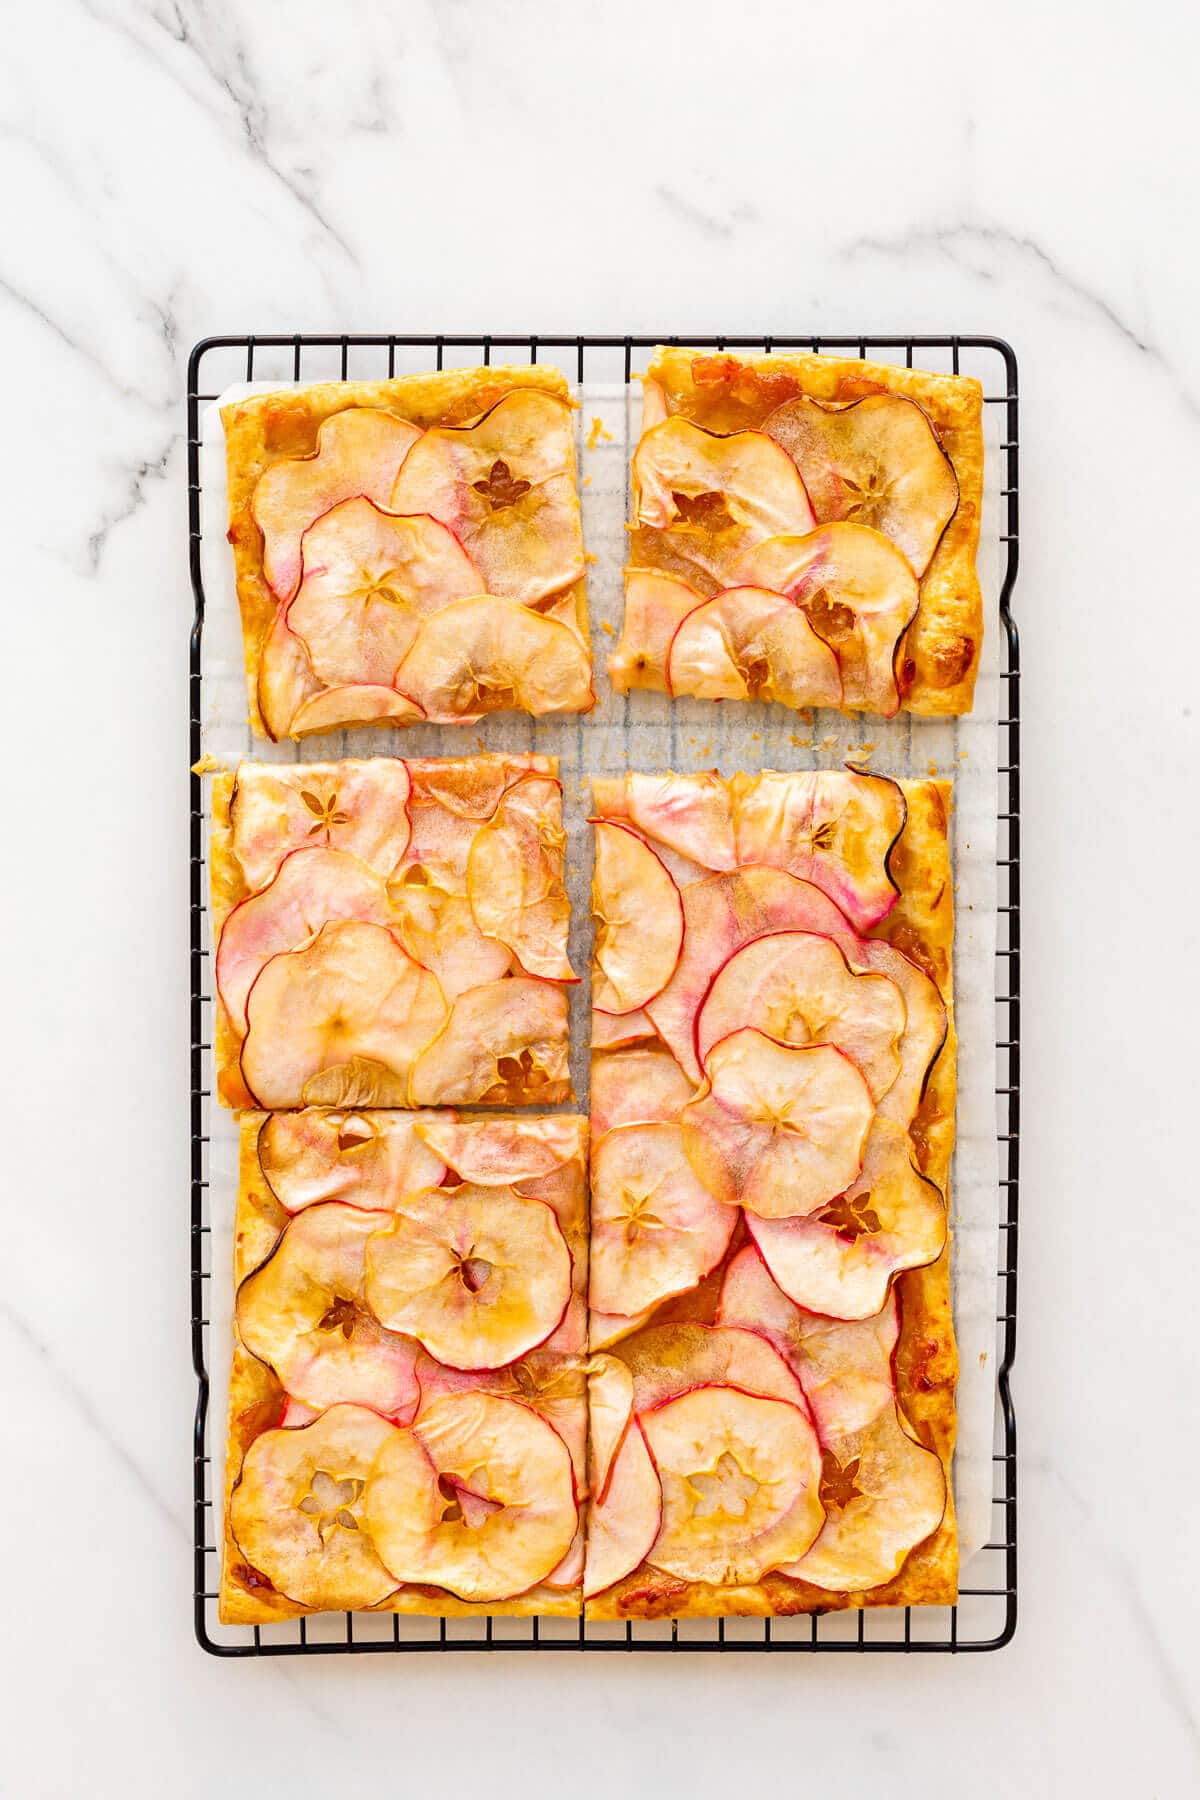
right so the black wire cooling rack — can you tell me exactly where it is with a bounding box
[188,333,1020,1657]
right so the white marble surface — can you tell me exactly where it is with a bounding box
[3,0,1199,1794]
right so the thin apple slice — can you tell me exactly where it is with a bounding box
[241,920,447,1109]
[591,1008,657,1051]
[258,605,320,740]
[646,868,857,1083]
[586,1354,635,1503]
[590,1046,695,1135]
[230,761,413,892]
[583,1418,662,1598]
[289,684,426,736]
[594,772,737,871]
[252,409,423,603]
[388,876,512,1002]
[588,1307,658,1351]
[633,417,816,586]
[415,1116,582,1186]
[591,821,684,1014]
[467,775,573,981]
[640,1384,824,1584]
[287,498,484,687]
[763,392,958,578]
[413,1349,586,1487]
[666,586,841,709]
[681,1030,873,1219]
[733,525,918,716]
[745,1121,946,1320]
[389,390,585,608]
[589,1124,736,1318]
[230,1404,404,1608]
[857,939,947,1127]
[394,595,593,721]
[366,1391,579,1602]
[544,1523,586,1590]
[405,752,549,820]
[258,1109,450,1213]
[278,1397,320,1428]
[731,768,906,931]
[619,1321,807,1415]
[408,977,570,1106]
[236,1202,421,1416]
[216,846,391,1034]
[609,570,703,692]
[695,931,905,1102]
[364,1184,572,1370]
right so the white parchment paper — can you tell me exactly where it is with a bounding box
[198,369,1002,1586]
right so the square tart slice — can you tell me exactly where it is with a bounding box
[221,1110,589,1623]
[583,768,958,1617]
[210,754,574,1110]
[610,345,984,718]
[222,364,593,739]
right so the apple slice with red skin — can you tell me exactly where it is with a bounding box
[681,1030,873,1219]
[733,525,918,716]
[544,1524,586,1590]
[716,1245,945,1590]
[406,754,546,820]
[589,1124,736,1318]
[618,1321,808,1416]
[230,761,413,892]
[258,1108,450,1213]
[588,1306,658,1351]
[216,846,392,1035]
[583,1416,662,1599]
[586,1354,635,1503]
[695,931,906,1103]
[745,1120,946,1320]
[414,1349,587,1489]
[416,1116,581,1187]
[394,595,594,721]
[731,767,906,932]
[408,977,570,1107]
[252,408,423,603]
[646,867,857,1083]
[230,1403,405,1608]
[633,417,816,587]
[240,920,447,1109]
[593,772,737,872]
[366,1390,579,1603]
[365,1184,572,1371]
[763,393,958,579]
[592,821,684,1015]
[289,685,426,737]
[278,1396,320,1428]
[856,938,947,1128]
[666,586,842,710]
[236,1202,421,1416]
[640,1383,824,1585]
[467,775,574,982]
[590,1046,695,1135]
[609,570,703,693]
[287,499,484,687]
[258,605,321,740]
[389,390,585,610]
[591,1008,657,1051]
[389,871,512,1002]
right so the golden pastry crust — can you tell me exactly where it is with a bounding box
[623,347,983,716]
[220,1112,590,1624]
[222,365,590,738]
[208,754,573,1111]
[585,773,958,1618]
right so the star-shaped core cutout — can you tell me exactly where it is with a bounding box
[316,1295,361,1340]
[817,1190,882,1241]
[670,489,735,532]
[818,1449,864,1512]
[688,1451,759,1521]
[472,459,531,510]
[300,788,351,841]
[298,1469,363,1542]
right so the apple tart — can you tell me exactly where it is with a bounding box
[584,767,958,1616]
[210,755,574,1110]
[222,365,593,739]
[221,1110,590,1622]
[611,346,984,718]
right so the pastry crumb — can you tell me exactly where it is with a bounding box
[789,735,813,749]
[582,474,593,486]
[600,619,614,636]
[191,753,224,776]
[750,732,761,742]
[584,551,598,565]
[928,760,939,776]
[587,416,613,449]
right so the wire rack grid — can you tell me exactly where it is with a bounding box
[188,332,1019,1656]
